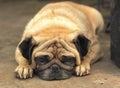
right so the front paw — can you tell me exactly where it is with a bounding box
[15,65,33,79]
[76,63,90,76]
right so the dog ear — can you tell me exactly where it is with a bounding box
[19,37,36,64]
[73,35,90,59]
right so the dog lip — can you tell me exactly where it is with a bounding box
[35,69,72,80]
[38,75,71,81]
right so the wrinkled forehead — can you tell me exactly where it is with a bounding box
[33,41,75,59]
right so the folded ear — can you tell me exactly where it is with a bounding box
[19,37,36,64]
[73,35,90,59]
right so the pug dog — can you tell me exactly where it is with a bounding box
[15,1,104,80]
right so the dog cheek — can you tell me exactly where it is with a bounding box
[59,69,74,79]
[35,69,52,79]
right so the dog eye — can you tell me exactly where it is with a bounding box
[61,56,76,66]
[35,55,50,65]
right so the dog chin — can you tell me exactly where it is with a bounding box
[35,69,74,80]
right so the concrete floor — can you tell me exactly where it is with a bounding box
[0,0,120,88]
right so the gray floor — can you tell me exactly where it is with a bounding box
[0,1,120,88]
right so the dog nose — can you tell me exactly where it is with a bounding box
[50,64,60,73]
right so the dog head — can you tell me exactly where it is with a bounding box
[18,33,90,80]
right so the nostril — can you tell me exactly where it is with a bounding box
[51,64,60,73]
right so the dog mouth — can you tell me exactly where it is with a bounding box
[34,67,75,80]
[36,72,71,81]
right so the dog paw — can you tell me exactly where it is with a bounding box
[15,65,33,79]
[76,63,90,76]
